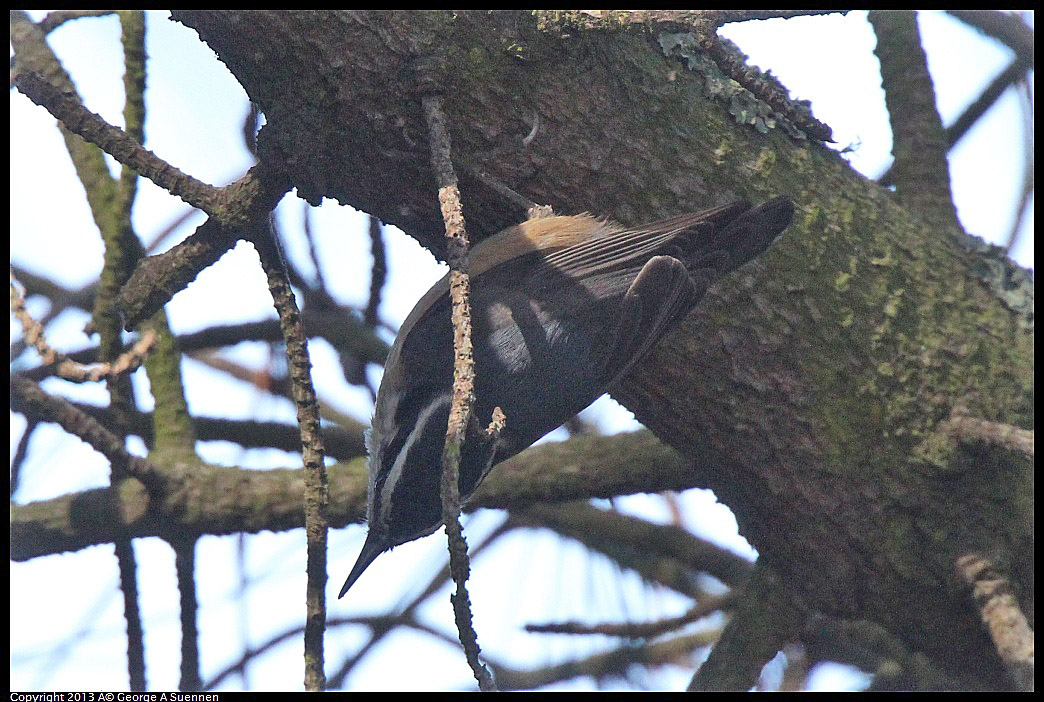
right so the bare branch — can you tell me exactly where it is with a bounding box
[869,10,963,234]
[942,416,1034,458]
[422,89,497,692]
[251,226,329,691]
[527,592,735,639]
[689,563,806,692]
[956,554,1034,691]
[11,270,157,383]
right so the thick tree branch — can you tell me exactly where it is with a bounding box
[689,563,806,691]
[10,430,690,561]
[869,10,963,234]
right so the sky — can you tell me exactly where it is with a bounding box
[10,10,1033,692]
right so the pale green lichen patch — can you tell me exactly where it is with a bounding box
[657,31,809,139]
[779,192,1032,484]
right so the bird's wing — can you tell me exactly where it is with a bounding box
[537,201,750,280]
[600,255,712,385]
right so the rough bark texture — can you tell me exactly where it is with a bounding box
[171,10,1032,688]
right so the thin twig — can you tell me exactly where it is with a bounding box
[174,537,202,691]
[946,10,1034,68]
[11,270,157,382]
[956,553,1034,691]
[492,630,720,690]
[9,417,37,497]
[364,215,386,328]
[114,164,291,330]
[114,535,146,691]
[12,57,291,333]
[879,56,1032,186]
[324,524,509,691]
[12,68,220,215]
[10,10,120,222]
[251,223,329,692]
[460,162,546,214]
[110,14,149,691]
[527,592,735,639]
[1006,75,1034,254]
[9,375,166,490]
[422,90,497,692]
[38,9,115,34]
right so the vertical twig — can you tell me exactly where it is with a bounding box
[364,214,387,329]
[956,554,1034,691]
[421,91,497,692]
[116,14,148,687]
[252,222,329,692]
[174,537,202,692]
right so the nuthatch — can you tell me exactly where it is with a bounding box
[339,197,794,597]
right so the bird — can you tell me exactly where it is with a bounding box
[339,196,795,597]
